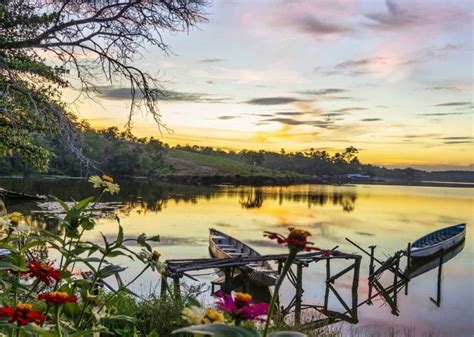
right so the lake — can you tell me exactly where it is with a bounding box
[1,179,473,336]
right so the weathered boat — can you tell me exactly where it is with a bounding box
[407,239,465,279]
[209,228,277,287]
[410,223,466,258]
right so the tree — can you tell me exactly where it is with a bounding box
[0,0,207,171]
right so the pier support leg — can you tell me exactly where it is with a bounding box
[160,276,168,298]
[405,243,411,296]
[324,258,331,311]
[367,245,376,305]
[351,257,361,322]
[430,250,444,307]
[393,255,400,313]
[295,263,303,325]
[173,276,181,300]
[223,267,231,293]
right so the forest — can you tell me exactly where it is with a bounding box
[1,122,472,183]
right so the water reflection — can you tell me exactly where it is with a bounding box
[1,179,359,216]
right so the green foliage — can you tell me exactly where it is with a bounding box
[0,177,162,336]
[0,125,171,177]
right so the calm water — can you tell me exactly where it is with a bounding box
[2,179,473,336]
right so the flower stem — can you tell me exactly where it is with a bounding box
[55,306,62,337]
[262,250,297,337]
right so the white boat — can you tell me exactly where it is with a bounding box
[410,224,466,258]
[209,228,277,287]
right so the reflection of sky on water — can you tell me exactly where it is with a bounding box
[2,179,473,336]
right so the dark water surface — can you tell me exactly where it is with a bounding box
[2,179,473,336]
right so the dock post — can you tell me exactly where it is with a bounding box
[324,258,331,310]
[367,245,376,304]
[223,267,231,293]
[430,250,444,307]
[351,257,361,322]
[160,275,168,298]
[173,275,181,300]
[393,255,400,309]
[405,242,411,295]
[295,263,303,325]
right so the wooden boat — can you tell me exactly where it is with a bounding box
[410,223,466,258]
[407,239,465,279]
[209,228,277,287]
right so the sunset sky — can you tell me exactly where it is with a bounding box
[67,0,473,171]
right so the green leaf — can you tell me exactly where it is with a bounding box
[103,314,136,323]
[98,264,127,279]
[137,233,152,252]
[0,261,25,271]
[80,218,95,231]
[114,224,124,247]
[269,332,307,337]
[74,196,95,211]
[20,240,45,253]
[53,196,70,212]
[148,235,160,242]
[172,324,260,337]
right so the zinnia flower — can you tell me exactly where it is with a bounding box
[216,291,268,322]
[38,291,78,304]
[182,306,225,325]
[8,212,23,225]
[0,303,45,326]
[88,175,120,194]
[264,227,332,255]
[23,260,61,285]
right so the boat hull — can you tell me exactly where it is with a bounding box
[410,224,466,258]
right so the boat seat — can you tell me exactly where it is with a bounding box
[228,253,245,257]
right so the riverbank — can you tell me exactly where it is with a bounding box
[1,174,473,188]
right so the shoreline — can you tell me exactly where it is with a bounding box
[1,174,473,188]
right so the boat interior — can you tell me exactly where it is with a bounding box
[412,224,465,248]
[210,229,274,272]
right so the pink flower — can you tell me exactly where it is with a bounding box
[216,291,269,321]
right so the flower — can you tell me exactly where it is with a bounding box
[23,260,61,285]
[216,291,268,321]
[182,306,225,325]
[151,250,161,262]
[38,291,78,304]
[88,175,120,194]
[8,212,23,225]
[102,175,114,183]
[264,227,332,255]
[0,303,45,326]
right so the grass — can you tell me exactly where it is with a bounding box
[166,149,300,177]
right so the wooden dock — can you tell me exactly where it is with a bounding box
[163,250,362,327]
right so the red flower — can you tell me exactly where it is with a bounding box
[264,227,332,255]
[216,291,268,321]
[23,260,61,285]
[38,291,78,304]
[0,303,45,326]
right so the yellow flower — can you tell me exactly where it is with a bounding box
[102,175,114,183]
[182,306,203,325]
[203,308,224,324]
[8,212,23,225]
[88,175,120,195]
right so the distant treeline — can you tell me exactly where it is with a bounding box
[0,125,473,183]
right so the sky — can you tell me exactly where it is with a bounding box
[67,0,473,171]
